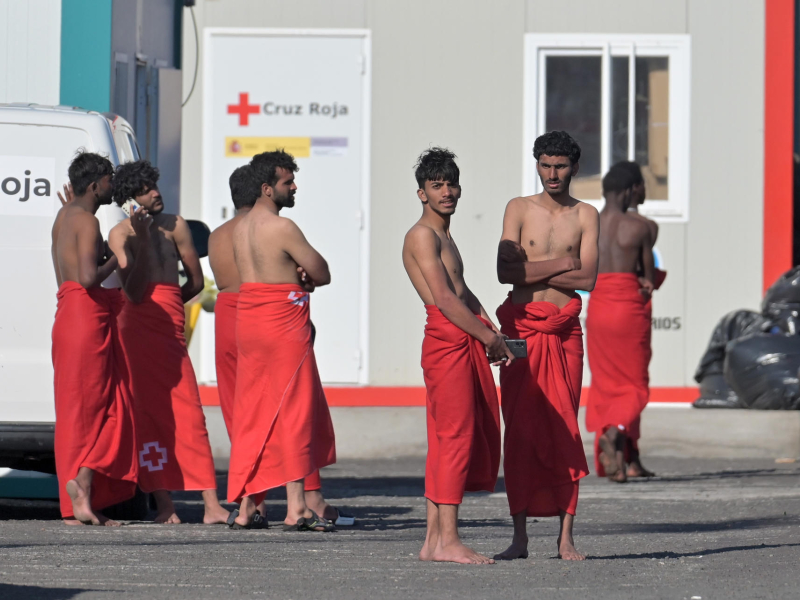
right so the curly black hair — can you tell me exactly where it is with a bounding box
[229,164,261,210]
[112,160,160,207]
[611,160,644,185]
[602,165,637,195]
[68,151,114,196]
[250,150,299,189]
[414,147,460,189]
[533,131,582,164]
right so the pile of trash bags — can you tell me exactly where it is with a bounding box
[694,267,800,409]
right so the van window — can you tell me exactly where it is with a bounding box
[126,132,141,161]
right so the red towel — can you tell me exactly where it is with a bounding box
[421,306,501,504]
[496,295,588,517]
[119,283,217,492]
[227,283,335,504]
[214,290,322,492]
[214,292,239,435]
[654,268,667,290]
[52,282,138,518]
[586,273,652,476]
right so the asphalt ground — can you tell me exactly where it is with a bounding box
[0,456,799,600]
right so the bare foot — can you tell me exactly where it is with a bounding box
[153,490,181,524]
[627,461,656,478]
[95,511,121,527]
[63,519,84,526]
[234,511,254,527]
[65,479,100,525]
[256,501,268,519]
[419,540,436,562]
[557,536,586,561]
[608,470,628,484]
[155,509,181,524]
[597,434,620,476]
[203,505,231,525]
[493,537,529,560]
[305,499,332,519]
[597,449,618,476]
[433,541,495,565]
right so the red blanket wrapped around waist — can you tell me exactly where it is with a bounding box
[214,292,239,436]
[52,282,137,518]
[227,283,335,504]
[119,283,217,492]
[586,273,652,475]
[496,295,588,517]
[421,306,501,504]
[214,290,322,492]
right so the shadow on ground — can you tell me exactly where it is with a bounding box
[590,541,800,561]
[0,583,101,599]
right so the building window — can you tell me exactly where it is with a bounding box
[524,34,691,222]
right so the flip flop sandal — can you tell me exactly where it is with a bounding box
[227,509,269,530]
[282,510,336,532]
[331,507,356,527]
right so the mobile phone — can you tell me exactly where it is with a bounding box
[122,199,141,217]
[505,339,527,359]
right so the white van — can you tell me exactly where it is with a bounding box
[0,104,137,506]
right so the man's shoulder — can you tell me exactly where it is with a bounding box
[155,212,183,231]
[109,218,133,239]
[404,222,438,242]
[506,195,532,209]
[63,204,97,221]
[211,216,237,236]
[574,198,599,215]
[619,212,651,237]
[632,210,659,231]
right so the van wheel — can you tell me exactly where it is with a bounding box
[103,488,150,521]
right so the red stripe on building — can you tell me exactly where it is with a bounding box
[763,0,795,292]
[198,385,698,407]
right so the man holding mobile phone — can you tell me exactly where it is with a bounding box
[108,161,230,526]
[402,147,513,565]
[494,131,599,561]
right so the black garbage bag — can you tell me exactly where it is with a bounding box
[724,333,800,410]
[761,266,800,334]
[692,310,767,408]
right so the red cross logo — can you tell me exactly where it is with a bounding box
[288,291,309,306]
[227,92,260,126]
[139,441,168,472]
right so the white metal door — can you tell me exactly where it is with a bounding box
[201,29,371,384]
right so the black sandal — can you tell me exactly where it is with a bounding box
[282,510,335,532]
[227,509,269,530]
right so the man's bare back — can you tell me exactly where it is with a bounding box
[234,206,310,285]
[598,210,654,275]
[51,206,105,287]
[209,213,246,293]
[233,163,329,290]
[51,174,118,291]
[596,166,655,290]
[498,192,599,306]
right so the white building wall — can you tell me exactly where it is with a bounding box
[180,0,766,388]
[0,0,61,105]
